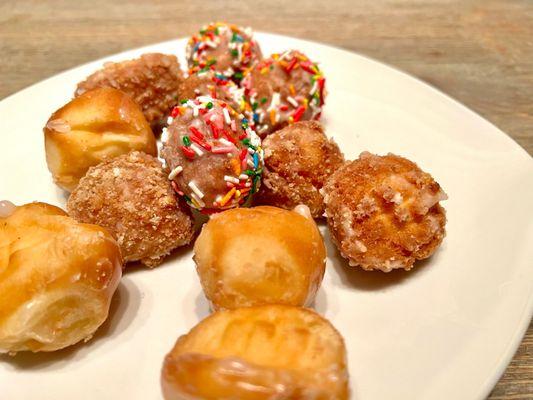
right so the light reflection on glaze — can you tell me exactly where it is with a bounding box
[0,200,16,218]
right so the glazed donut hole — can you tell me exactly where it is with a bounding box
[161,305,349,400]
[193,205,326,310]
[44,87,157,192]
[67,151,194,268]
[256,120,344,218]
[323,152,447,272]
[0,202,122,353]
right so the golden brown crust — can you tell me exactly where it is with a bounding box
[0,202,122,353]
[76,53,184,129]
[44,87,157,191]
[67,151,194,267]
[256,121,344,218]
[161,305,349,399]
[323,152,447,272]
[193,205,326,310]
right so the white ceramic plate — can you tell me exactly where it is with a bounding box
[1,33,532,400]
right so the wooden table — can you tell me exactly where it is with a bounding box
[1,0,531,397]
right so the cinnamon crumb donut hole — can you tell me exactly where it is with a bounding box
[322,152,447,272]
[67,151,194,268]
[255,121,344,218]
[76,53,184,130]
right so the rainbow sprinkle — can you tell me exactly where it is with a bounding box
[241,50,326,136]
[187,70,248,113]
[162,96,263,212]
[186,22,262,81]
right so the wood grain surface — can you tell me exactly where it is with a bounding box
[0,0,531,398]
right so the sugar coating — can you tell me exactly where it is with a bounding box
[76,53,184,130]
[67,151,194,267]
[322,152,447,272]
[256,121,344,218]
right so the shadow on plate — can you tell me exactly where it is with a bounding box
[54,186,69,205]
[192,281,329,318]
[194,291,211,320]
[123,244,195,275]
[0,279,141,370]
[308,286,328,315]
[321,223,435,291]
